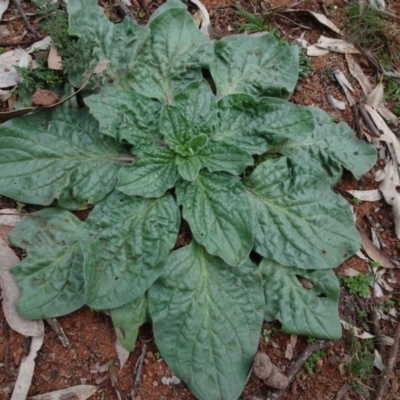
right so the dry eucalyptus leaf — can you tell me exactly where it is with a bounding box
[28,385,98,399]
[307,45,329,56]
[115,339,130,370]
[0,0,9,21]
[0,88,11,103]
[357,229,396,268]
[327,95,346,110]
[378,163,400,239]
[48,44,62,70]
[11,335,44,400]
[345,190,382,201]
[366,82,384,110]
[0,237,44,337]
[345,54,373,95]
[27,36,52,53]
[190,0,210,36]
[290,10,341,34]
[316,36,360,54]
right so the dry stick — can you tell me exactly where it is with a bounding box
[373,316,400,400]
[357,104,382,137]
[335,383,351,400]
[351,104,362,135]
[265,340,330,400]
[11,0,42,39]
[114,0,137,23]
[369,305,383,356]
[137,0,151,18]
[131,343,147,399]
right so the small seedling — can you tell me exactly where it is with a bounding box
[262,328,273,343]
[352,197,362,205]
[357,310,367,319]
[307,337,316,345]
[235,7,270,33]
[369,260,380,268]
[304,350,325,374]
[342,273,373,298]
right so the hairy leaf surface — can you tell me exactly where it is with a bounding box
[211,34,299,100]
[261,259,341,339]
[83,191,180,309]
[273,107,377,184]
[244,157,360,269]
[85,89,162,148]
[69,0,212,102]
[117,147,179,198]
[111,294,149,351]
[149,242,264,400]
[0,107,130,208]
[216,95,315,155]
[9,209,85,319]
[176,172,253,266]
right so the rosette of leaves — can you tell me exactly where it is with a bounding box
[0,1,377,399]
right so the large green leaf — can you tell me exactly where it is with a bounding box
[211,34,298,100]
[68,0,212,102]
[176,172,253,266]
[68,0,151,88]
[149,242,264,400]
[215,95,315,155]
[111,294,149,351]
[261,259,341,340]
[83,191,180,309]
[243,157,360,269]
[171,80,218,136]
[0,107,130,208]
[273,107,377,185]
[85,89,162,148]
[117,146,179,198]
[9,209,85,319]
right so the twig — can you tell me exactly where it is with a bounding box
[114,0,137,23]
[373,316,400,400]
[369,305,383,355]
[266,340,330,400]
[335,383,351,400]
[357,104,382,137]
[351,103,362,134]
[45,318,79,365]
[131,343,147,399]
[137,0,151,18]
[110,365,128,400]
[0,39,42,47]
[11,0,42,39]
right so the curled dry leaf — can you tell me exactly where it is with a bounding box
[289,10,341,34]
[366,82,384,110]
[345,54,373,95]
[307,45,329,57]
[327,95,346,110]
[0,208,22,245]
[357,228,396,268]
[189,0,210,37]
[28,385,99,400]
[48,44,63,70]
[0,237,44,336]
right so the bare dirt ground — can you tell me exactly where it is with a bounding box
[1,0,400,399]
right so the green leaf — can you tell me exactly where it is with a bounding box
[160,106,192,153]
[243,157,360,269]
[117,146,179,198]
[176,172,253,266]
[83,191,180,309]
[9,209,85,319]
[172,80,218,136]
[274,107,377,185]
[0,107,130,208]
[149,242,264,400]
[176,155,202,181]
[85,89,162,148]
[199,140,254,175]
[68,0,151,88]
[216,95,314,155]
[111,294,149,351]
[261,259,341,340]
[211,34,299,100]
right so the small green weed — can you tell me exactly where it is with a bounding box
[352,197,362,205]
[342,273,373,298]
[235,7,271,33]
[304,350,325,374]
[262,328,273,343]
[369,260,380,268]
